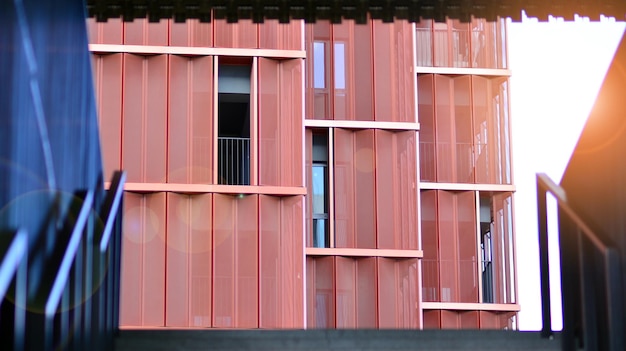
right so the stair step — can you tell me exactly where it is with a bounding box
[115,329,561,351]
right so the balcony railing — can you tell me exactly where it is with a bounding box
[218,137,250,185]
[537,173,624,350]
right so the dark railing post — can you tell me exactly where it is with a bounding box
[604,249,624,351]
[536,176,552,338]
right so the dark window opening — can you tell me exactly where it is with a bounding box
[480,194,494,303]
[312,132,329,248]
[218,65,251,185]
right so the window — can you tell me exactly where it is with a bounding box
[218,64,251,185]
[312,132,329,247]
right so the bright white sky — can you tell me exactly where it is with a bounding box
[508,14,625,331]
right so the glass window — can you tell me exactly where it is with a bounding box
[311,132,329,248]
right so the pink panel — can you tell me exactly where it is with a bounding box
[168,56,213,183]
[166,194,212,327]
[457,191,477,303]
[354,130,376,248]
[438,191,457,302]
[259,20,303,50]
[335,257,356,328]
[86,18,123,44]
[314,257,335,328]
[460,311,480,329]
[333,129,355,248]
[279,59,304,186]
[418,74,436,181]
[123,19,169,45]
[258,58,280,185]
[441,310,460,329]
[122,54,167,183]
[376,130,417,250]
[120,193,166,326]
[236,195,259,328]
[398,259,419,328]
[454,76,474,183]
[305,130,313,247]
[259,195,281,328]
[356,258,377,328]
[170,19,213,47]
[421,190,439,302]
[213,194,235,327]
[166,193,189,326]
[433,22,450,67]
[377,258,396,327]
[451,20,470,68]
[281,196,305,327]
[306,257,316,327]
[472,76,490,184]
[435,75,453,182]
[93,54,122,179]
[305,22,331,120]
[214,19,258,48]
[423,310,441,329]
[373,21,414,122]
[479,311,499,329]
[259,58,303,187]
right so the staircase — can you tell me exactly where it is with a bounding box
[115,329,560,351]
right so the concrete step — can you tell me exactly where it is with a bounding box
[115,329,561,351]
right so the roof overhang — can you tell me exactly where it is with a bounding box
[87,0,626,23]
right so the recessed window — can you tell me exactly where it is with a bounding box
[218,64,251,185]
[312,132,329,248]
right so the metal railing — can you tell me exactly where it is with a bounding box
[537,173,624,351]
[218,137,250,185]
[0,171,126,351]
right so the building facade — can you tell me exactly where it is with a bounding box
[87,15,517,330]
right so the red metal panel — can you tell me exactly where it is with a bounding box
[122,54,168,183]
[280,59,304,186]
[457,191,477,303]
[258,58,280,185]
[214,19,258,48]
[281,196,305,327]
[259,195,281,328]
[259,20,303,50]
[479,311,499,329]
[356,258,377,328]
[236,194,259,328]
[213,194,235,327]
[168,55,213,184]
[170,19,213,47]
[441,310,460,329]
[377,258,395,327]
[305,22,331,120]
[460,311,480,328]
[454,76,474,183]
[333,128,355,248]
[314,257,335,328]
[86,18,123,44]
[306,257,316,327]
[354,129,376,248]
[435,75,453,182]
[336,257,356,328]
[437,190,457,302]
[305,129,313,247]
[93,54,123,179]
[375,130,395,248]
[123,18,169,46]
[421,190,439,302]
[372,21,414,122]
[418,74,436,181]
[120,193,166,326]
[398,131,418,249]
[166,193,213,327]
[423,310,441,329]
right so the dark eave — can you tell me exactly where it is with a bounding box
[86,0,626,23]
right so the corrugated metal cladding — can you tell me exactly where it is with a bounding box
[86,0,626,23]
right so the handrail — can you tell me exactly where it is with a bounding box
[536,172,624,350]
[100,171,126,252]
[0,229,27,300]
[45,190,94,317]
[537,173,611,252]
